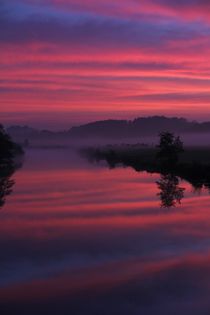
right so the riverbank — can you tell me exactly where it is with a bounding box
[82,144,210,190]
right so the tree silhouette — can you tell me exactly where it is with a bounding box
[0,124,23,209]
[157,132,184,167]
[0,124,23,165]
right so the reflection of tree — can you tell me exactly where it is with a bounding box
[157,174,185,208]
[0,174,15,208]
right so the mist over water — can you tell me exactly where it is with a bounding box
[1,148,210,314]
[11,132,210,149]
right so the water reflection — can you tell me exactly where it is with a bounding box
[157,174,185,208]
[2,149,210,315]
[0,162,22,209]
[0,174,15,208]
[83,149,210,207]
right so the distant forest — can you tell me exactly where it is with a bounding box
[7,116,210,143]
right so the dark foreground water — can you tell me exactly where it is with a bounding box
[1,149,210,314]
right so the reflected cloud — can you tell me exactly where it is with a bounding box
[1,253,210,315]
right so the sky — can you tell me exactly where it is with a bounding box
[1,0,210,129]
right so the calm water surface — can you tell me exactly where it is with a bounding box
[1,149,210,314]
